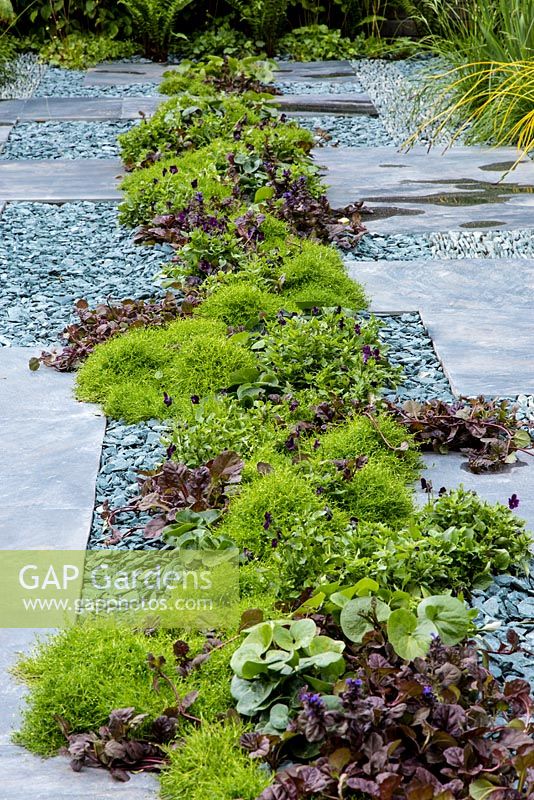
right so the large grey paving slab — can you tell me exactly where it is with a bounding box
[347,257,534,314]
[275,59,357,83]
[0,159,124,200]
[0,98,162,123]
[347,258,534,396]
[417,452,534,533]
[317,145,534,231]
[420,309,534,397]
[84,62,169,86]
[0,347,105,546]
[274,93,377,115]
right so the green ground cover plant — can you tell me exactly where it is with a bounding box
[38,32,138,68]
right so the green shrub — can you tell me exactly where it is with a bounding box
[345,487,531,593]
[39,33,138,69]
[256,310,399,399]
[119,143,236,227]
[169,395,276,466]
[278,24,359,61]
[76,318,257,422]
[160,721,271,800]
[278,241,367,310]
[228,0,289,56]
[159,55,276,97]
[178,17,257,59]
[118,94,268,168]
[118,0,192,60]
[198,282,297,328]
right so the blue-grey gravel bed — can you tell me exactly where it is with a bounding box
[350,229,534,261]
[0,53,46,99]
[275,80,364,94]
[34,66,161,97]
[293,113,393,147]
[0,202,170,346]
[2,120,136,160]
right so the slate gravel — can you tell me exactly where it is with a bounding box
[350,229,534,261]
[34,66,161,97]
[275,80,364,94]
[2,120,136,160]
[0,202,170,346]
[294,113,393,147]
[0,53,46,99]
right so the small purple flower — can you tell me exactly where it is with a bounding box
[354,323,361,335]
[169,165,178,175]
[190,178,198,187]
[315,486,325,496]
[509,493,520,510]
[300,691,324,709]
[166,443,176,459]
[285,434,296,451]
[289,399,299,412]
[324,506,333,521]
[313,439,321,450]
[311,306,320,316]
[422,685,433,697]
[263,512,272,531]
[163,392,173,407]
[190,395,200,405]
[362,345,372,364]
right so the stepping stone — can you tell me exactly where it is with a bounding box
[316,145,534,232]
[0,159,124,201]
[0,347,105,549]
[417,452,534,533]
[84,61,169,86]
[0,97,162,123]
[348,258,534,397]
[275,59,358,83]
[273,93,377,115]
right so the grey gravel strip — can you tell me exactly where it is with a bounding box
[0,202,171,346]
[294,113,393,147]
[35,66,161,98]
[275,80,364,94]
[352,230,534,261]
[2,120,135,160]
[0,54,46,100]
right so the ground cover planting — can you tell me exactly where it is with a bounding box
[2,2,534,797]
[7,40,534,800]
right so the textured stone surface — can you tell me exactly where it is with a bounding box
[417,452,534,532]
[0,159,123,200]
[275,59,357,83]
[317,146,534,232]
[0,347,105,549]
[0,125,12,151]
[0,97,161,122]
[347,258,534,397]
[84,62,168,86]
[274,93,377,114]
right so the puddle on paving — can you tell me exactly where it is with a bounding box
[478,161,521,172]
[366,178,534,207]
[380,164,409,168]
[460,220,505,229]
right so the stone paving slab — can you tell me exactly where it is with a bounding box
[347,258,534,397]
[275,60,358,83]
[0,346,105,548]
[347,257,534,314]
[274,93,377,115]
[417,453,534,532]
[0,98,162,123]
[84,62,168,86]
[0,159,124,201]
[316,145,534,231]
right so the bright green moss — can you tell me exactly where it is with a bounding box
[198,282,297,327]
[312,413,421,482]
[279,241,367,309]
[334,459,415,528]
[160,721,271,800]
[76,318,257,422]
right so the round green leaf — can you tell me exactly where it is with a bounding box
[340,597,391,643]
[417,595,471,646]
[290,618,317,649]
[387,608,434,661]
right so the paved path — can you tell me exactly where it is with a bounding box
[0,159,123,200]
[0,97,162,123]
[316,145,534,232]
[274,93,377,114]
[84,62,168,86]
